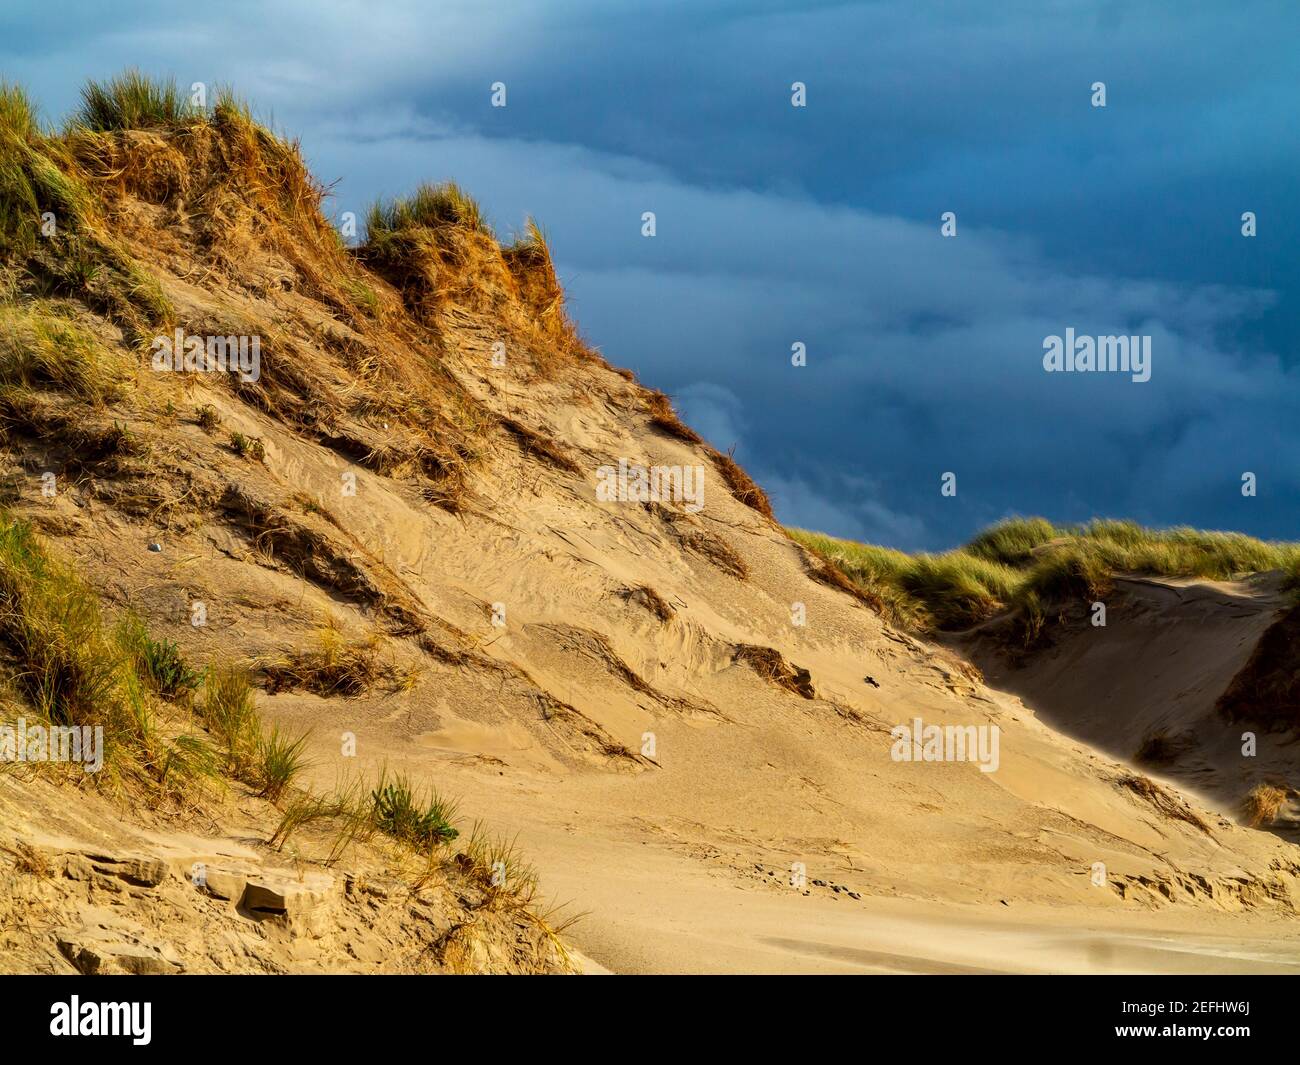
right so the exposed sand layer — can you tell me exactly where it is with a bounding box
[0,773,568,974]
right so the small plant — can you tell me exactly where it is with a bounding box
[200,663,259,774]
[371,770,459,847]
[196,404,220,431]
[256,723,311,803]
[117,611,201,700]
[229,431,265,462]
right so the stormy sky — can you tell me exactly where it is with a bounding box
[4,1,1297,549]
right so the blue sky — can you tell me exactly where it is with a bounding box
[5,1,1297,549]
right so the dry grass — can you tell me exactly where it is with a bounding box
[646,390,703,444]
[261,622,417,697]
[501,416,581,474]
[2,840,50,877]
[1242,783,1289,828]
[0,301,129,405]
[1133,729,1196,768]
[644,392,774,518]
[733,644,816,700]
[708,446,775,520]
[650,504,748,579]
[680,527,748,580]
[501,219,577,349]
[621,584,675,622]
[1119,774,1214,837]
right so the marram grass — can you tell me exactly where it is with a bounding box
[791,517,1300,634]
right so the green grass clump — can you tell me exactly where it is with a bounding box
[0,301,127,404]
[371,769,459,847]
[229,430,265,462]
[199,663,259,773]
[0,512,218,789]
[198,663,310,801]
[790,516,1300,635]
[365,181,489,243]
[964,516,1059,565]
[0,81,38,141]
[0,82,93,258]
[256,723,311,802]
[116,611,202,700]
[71,70,198,132]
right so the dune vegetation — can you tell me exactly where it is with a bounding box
[791,517,1300,638]
[0,72,607,943]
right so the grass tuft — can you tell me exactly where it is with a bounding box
[1242,783,1289,828]
[365,181,489,241]
[371,769,459,847]
[116,611,201,700]
[229,430,265,462]
[0,301,127,405]
[262,622,415,697]
[71,70,197,132]
[256,723,312,802]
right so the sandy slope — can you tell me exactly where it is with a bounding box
[962,574,1300,838]
[223,351,1300,972]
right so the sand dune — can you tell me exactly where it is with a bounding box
[3,91,1300,974]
